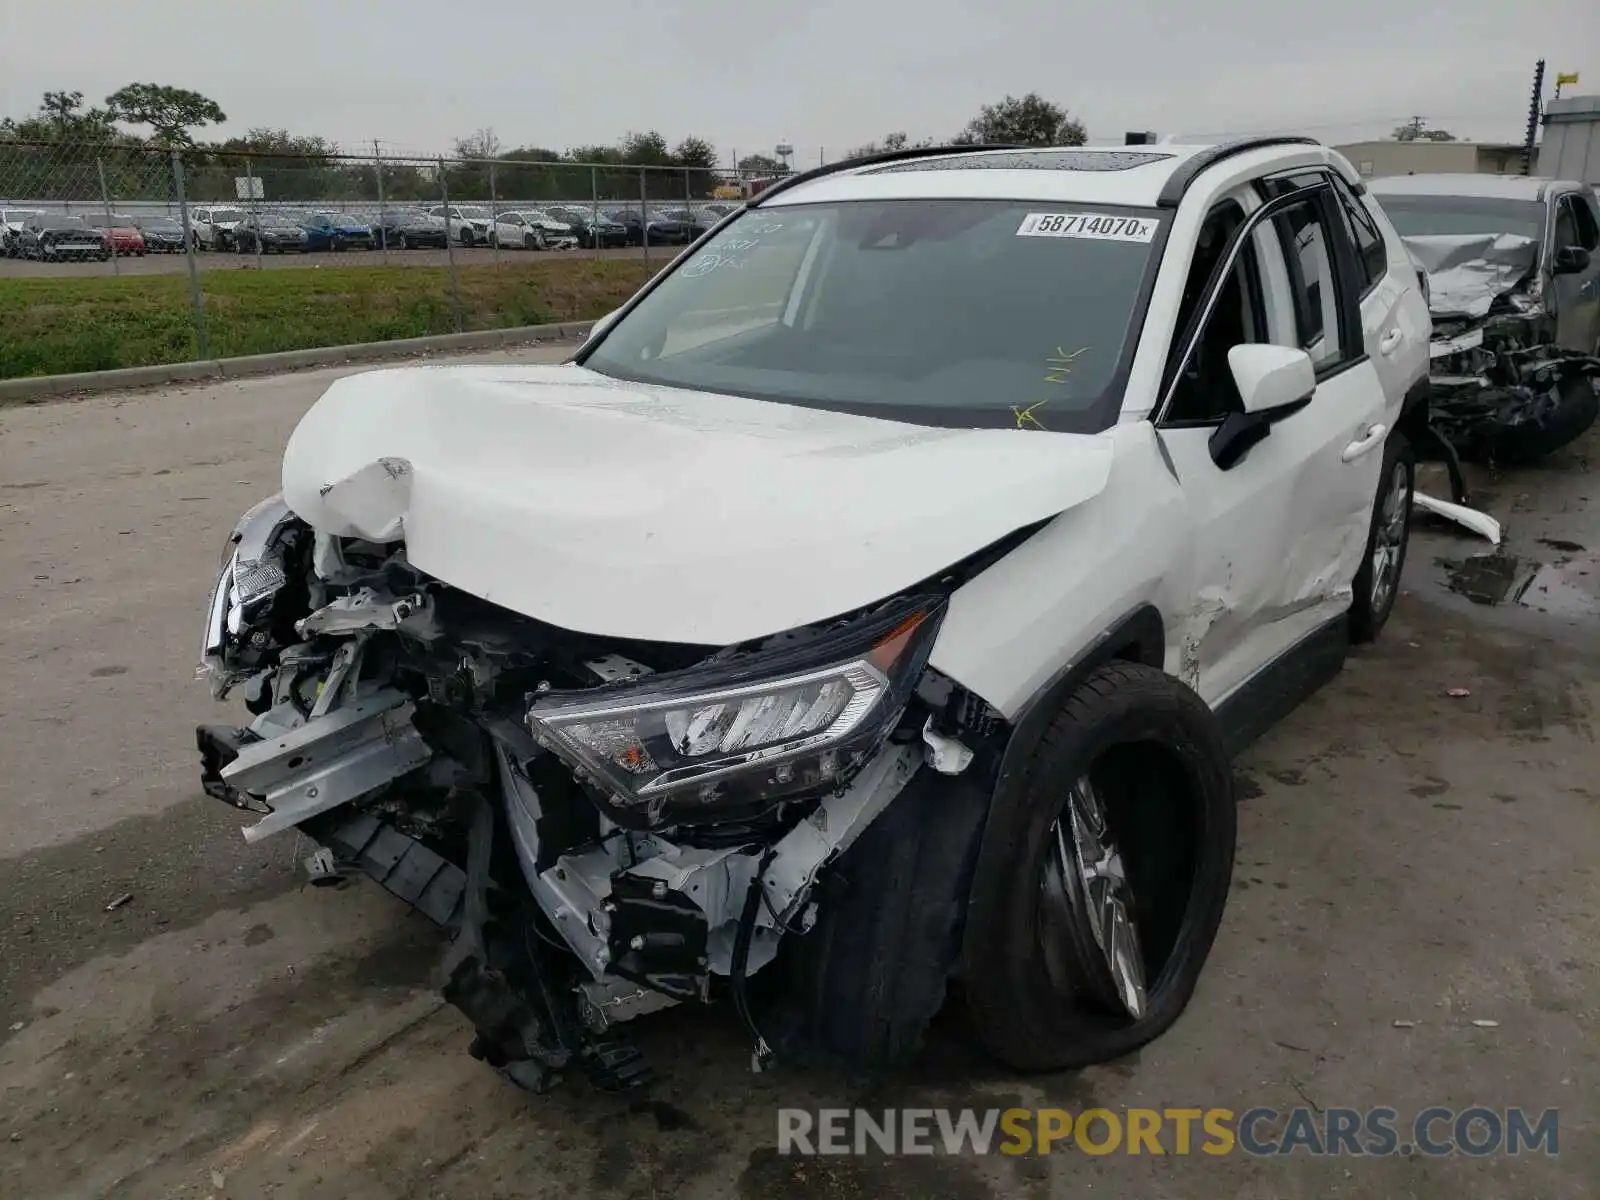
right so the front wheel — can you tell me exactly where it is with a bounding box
[963,661,1236,1071]
[458,227,475,247]
[1348,433,1414,644]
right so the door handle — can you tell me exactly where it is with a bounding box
[1378,328,1404,356]
[1341,423,1388,462]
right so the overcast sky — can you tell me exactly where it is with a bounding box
[2,0,1595,163]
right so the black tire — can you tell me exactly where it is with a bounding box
[1348,432,1414,644]
[963,661,1235,1072]
[398,233,410,250]
[458,227,475,247]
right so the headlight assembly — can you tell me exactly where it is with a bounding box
[197,495,303,694]
[527,596,945,816]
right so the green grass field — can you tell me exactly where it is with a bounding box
[0,259,663,379]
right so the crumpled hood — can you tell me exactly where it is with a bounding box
[281,365,1114,645]
[1402,233,1540,321]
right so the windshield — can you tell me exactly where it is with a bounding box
[35,215,88,230]
[213,208,245,223]
[456,206,489,219]
[582,199,1160,432]
[259,214,300,227]
[143,218,181,231]
[1375,195,1546,243]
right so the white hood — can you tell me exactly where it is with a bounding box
[281,365,1114,645]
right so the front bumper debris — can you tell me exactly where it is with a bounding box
[1430,343,1600,464]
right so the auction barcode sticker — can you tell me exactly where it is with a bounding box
[1016,212,1159,242]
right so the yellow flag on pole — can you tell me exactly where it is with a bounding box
[1555,71,1580,86]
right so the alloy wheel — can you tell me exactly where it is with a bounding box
[1043,774,1148,1019]
[1370,459,1409,613]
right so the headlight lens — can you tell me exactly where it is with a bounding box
[528,597,943,814]
[197,496,302,694]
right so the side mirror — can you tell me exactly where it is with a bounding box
[1227,344,1316,415]
[1553,245,1592,276]
[1209,345,1317,471]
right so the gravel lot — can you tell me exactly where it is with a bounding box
[0,360,1595,1199]
[0,244,678,279]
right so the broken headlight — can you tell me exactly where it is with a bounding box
[198,495,303,694]
[527,596,944,814]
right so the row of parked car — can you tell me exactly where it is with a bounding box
[0,208,183,260]
[0,199,745,262]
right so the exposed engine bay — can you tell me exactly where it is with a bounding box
[1405,233,1600,464]
[195,495,1003,1091]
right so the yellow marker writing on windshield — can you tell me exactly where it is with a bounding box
[1045,345,1089,384]
[1012,398,1051,430]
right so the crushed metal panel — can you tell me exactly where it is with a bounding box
[307,456,413,542]
[1402,233,1540,319]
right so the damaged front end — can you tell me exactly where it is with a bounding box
[1409,233,1600,464]
[194,496,996,1091]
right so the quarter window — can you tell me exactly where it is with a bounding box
[1328,177,1387,293]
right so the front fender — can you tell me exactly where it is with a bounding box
[927,421,1190,719]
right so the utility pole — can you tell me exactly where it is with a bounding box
[1521,59,1545,175]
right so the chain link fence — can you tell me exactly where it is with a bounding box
[0,140,788,374]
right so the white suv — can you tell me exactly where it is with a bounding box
[189,205,246,251]
[195,139,1431,1090]
[426,203,494,246]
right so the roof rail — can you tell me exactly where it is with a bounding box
[749,143,1027,207]
[1155,136,1321,207]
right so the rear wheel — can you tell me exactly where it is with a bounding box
[963,662,1236,1071]
[1349,433,1414,643]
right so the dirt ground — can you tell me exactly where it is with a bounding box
[0,244,672,279]
[0,361,1596,1199]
